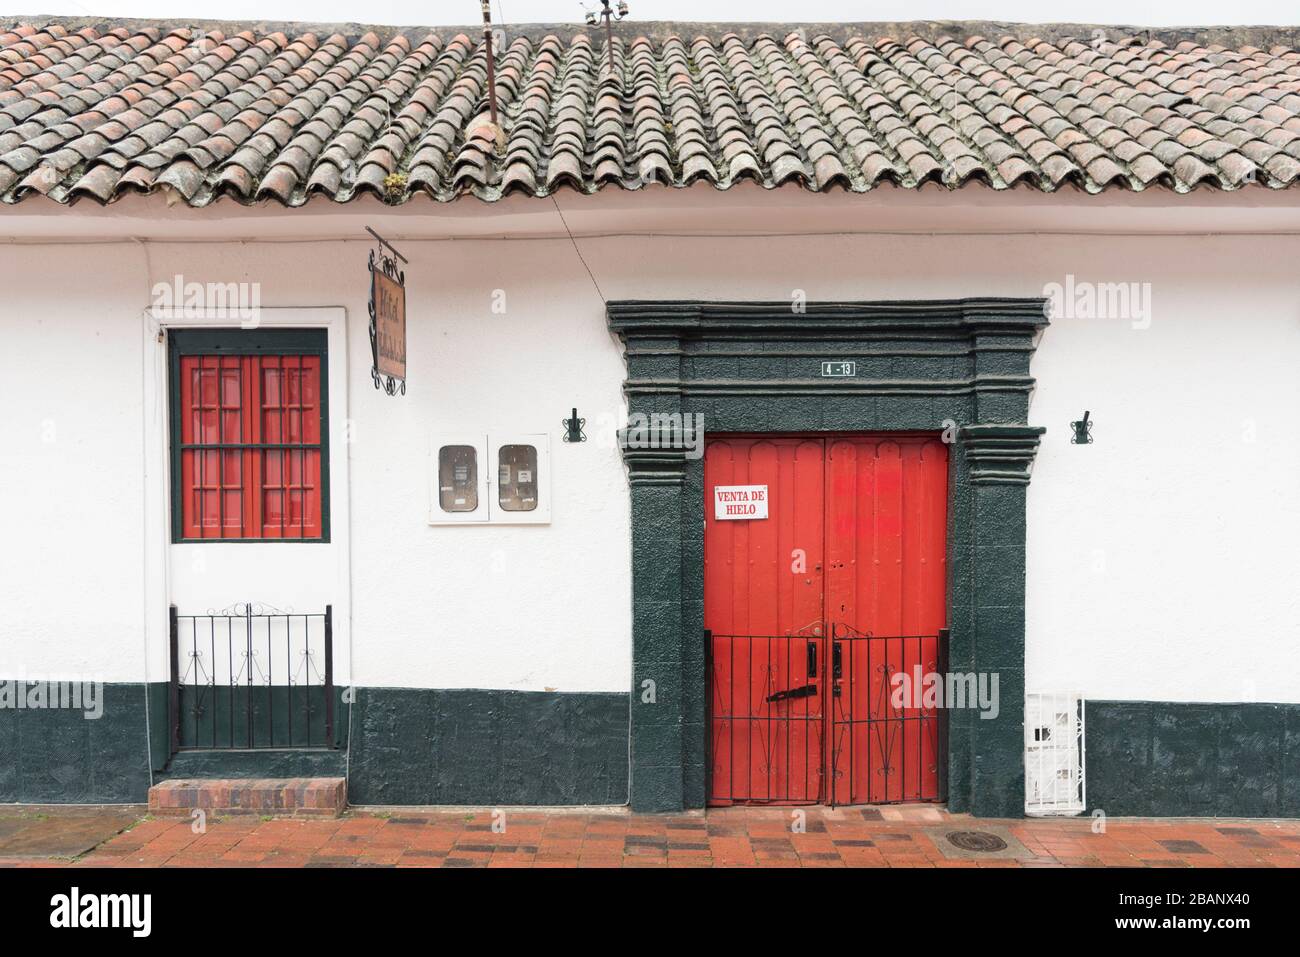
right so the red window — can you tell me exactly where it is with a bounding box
[175,351,325,540]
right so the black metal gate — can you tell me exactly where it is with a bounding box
[168,602,335,753]
[826,625,948,806]
[706,626,948,806]
[706,630,828,805]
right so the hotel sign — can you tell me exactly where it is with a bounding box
[367,230,407,396]
[372,269,406,380]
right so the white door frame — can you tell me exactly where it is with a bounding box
[140,306,352,688]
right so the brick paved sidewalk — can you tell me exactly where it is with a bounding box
[4,805,1300,868]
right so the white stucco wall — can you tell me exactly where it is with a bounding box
[0,243,147,684]
[0,231,635,691]
[2,189,1298,702]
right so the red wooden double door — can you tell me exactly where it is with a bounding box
[704,435,949,806]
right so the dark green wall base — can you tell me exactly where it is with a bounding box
[2,682,627,807]
[158,748,347,780]
[1086,701,1300,818]
[0,682,157,803]
[7,683,1300,817]
[347,688,629,806]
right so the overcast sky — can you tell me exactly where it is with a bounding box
[9,1,1299,27]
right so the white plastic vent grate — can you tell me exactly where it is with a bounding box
[1024,692,1086,816]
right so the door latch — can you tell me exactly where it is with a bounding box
[766,684,817,704]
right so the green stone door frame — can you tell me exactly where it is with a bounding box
[608,299,1048,816]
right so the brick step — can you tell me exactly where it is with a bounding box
[149,777,345,817]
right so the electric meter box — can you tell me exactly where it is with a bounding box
[429,432,551,525]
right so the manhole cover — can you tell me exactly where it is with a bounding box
[945,830,1008,853]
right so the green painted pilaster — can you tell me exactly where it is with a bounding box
[624,445,690,812]
[959,425,1044,817]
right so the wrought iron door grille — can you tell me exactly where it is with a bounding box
[706,631,827,805]
[168,603,335,752]
[706,627,949,807]
[828,626,948,806]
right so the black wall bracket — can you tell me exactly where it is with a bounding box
[562,407,586,443]
[1071,411,1094,444]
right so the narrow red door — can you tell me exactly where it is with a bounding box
[825,437,948,805]
[705,434,948,807]
[704,438,825,805]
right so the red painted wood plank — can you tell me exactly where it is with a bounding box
[705,434,945,807]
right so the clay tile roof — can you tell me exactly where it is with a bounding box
[2,17,1299,207]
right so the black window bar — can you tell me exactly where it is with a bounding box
[168,603,335,752]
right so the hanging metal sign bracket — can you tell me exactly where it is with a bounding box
[366,227,408,396]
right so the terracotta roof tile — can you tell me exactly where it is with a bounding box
[2,20,1299,206]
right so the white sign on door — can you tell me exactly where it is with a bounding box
[713,485,769,520]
